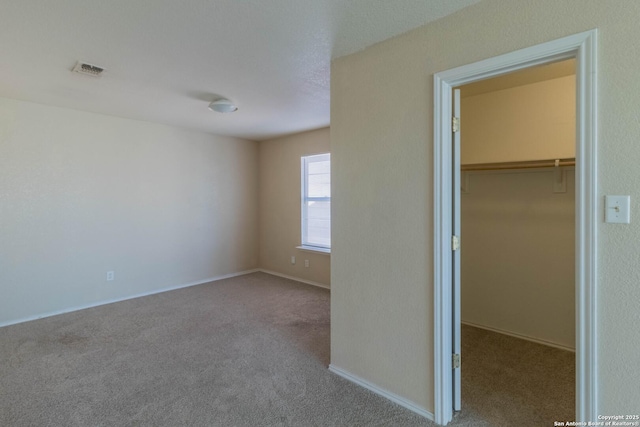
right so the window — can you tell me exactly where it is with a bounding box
[301,153,330,251]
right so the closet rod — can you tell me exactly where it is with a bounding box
[461,158,575,172]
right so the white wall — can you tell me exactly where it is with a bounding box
[258,128,331,287]
[461,169,575,350]
[331,0,640,416]
[0,97,258,326]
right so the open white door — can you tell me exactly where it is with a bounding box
[452,88,462,412]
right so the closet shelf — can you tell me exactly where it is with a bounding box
[461,158,575,172]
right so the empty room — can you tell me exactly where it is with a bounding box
[2,1,640,426]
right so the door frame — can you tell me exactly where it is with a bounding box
[433,29,598,425]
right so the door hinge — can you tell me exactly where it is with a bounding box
[452,117,460,133]
[453,353,461,369]
[452,235,460,251]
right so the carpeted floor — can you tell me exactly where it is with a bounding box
[457,324,575,426]
[0,272,574,426]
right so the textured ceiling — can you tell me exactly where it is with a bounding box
[0,0,479,140]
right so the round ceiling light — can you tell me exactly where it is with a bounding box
[208,98,238,113]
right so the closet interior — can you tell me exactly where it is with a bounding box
[459,58,576,350]
[457,58,577,423]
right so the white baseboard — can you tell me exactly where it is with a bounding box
[0,269,260,328]
[462,320,575,352]
[258,269,330,290]
[328,364,434,421]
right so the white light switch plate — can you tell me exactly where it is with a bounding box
[605,195,631,223]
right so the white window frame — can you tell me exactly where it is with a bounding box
[300,153,331,253]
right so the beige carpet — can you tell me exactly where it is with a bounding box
[456,324,575,426]
[0,272,574,426]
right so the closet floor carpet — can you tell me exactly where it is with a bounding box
[456,324,575,426]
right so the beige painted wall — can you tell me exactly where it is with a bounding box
[0,97,258,325]
[461,76,576,164]
[461,169,575,350]
[331,0,640,416]
[258,128,330,286]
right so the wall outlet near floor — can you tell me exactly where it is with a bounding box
[106,271,115,281]
[291,256,296,265]
[304,259,309,268]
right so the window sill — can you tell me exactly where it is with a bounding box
[296,245,331,255]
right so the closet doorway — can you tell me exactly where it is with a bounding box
[456,58,576,425]
[432,30,598,426]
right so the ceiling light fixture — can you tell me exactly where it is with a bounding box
[208,98,238,113]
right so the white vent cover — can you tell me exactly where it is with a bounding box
[72,61,104,77]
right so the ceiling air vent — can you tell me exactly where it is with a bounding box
[72,61,104,77]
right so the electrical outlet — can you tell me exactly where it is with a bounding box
[304,259,309,268]
[291,256,296,265]
[106,271,115,281]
